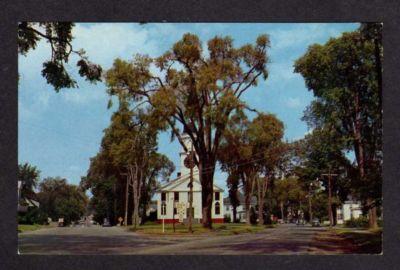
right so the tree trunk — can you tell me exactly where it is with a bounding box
[257,176,269,225]
[245,192,251,225]
[232,206,237,223]
[332,204,337,226]
[374,37,382,114]
[353,89,378,229]
[308,195,313,222]
[328,173,333,227]
[280,201,284,221]
[367,198,378,228]
[130,165,142,229]
[140,201,147,225]
[372,37,381,229]
[243,172,255,225]
[200,161,214,229]
[258,203,264,225]
[113,183,117,225]
[124,175,129,226]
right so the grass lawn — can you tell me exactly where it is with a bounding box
[18,224,54,233]
[333,227,382,254]
[129,222,273,236]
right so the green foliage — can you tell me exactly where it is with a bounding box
[311,191,329,221]
[274,177,307,205]
[55,196,87,225]
[18,163,41,200]
[219,112,285,175]
[41,61,77,90]
[105,33,270,162]
[344,216,369,228]
[295,128,353,203]
[37,177,88,225]
[18,22,102,91]
[18,207,48,225]
[226,173,240,219]
[294,24,382,208]
[82,102,175,225]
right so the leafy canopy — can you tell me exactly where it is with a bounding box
[18,22,102,91]
[105,33,270,166]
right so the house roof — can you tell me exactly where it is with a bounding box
[156,174,224,192]
[20,197,40,207]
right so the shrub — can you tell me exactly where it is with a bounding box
[249,208,257,225]
[223,215,231,223]
[344,216,369,228]
[378,219,383,227]
[18,207,48,225]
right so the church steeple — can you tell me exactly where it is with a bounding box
[179,133,194,177]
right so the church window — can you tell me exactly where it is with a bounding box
[215,202,220,215]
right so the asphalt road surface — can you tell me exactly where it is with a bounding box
[18,224,349,255]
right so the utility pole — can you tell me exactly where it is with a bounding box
[308,182,313,223]
[113,182,117,225]
[322,169,338,228]
[172,196,176,233]
[188,143,194,233]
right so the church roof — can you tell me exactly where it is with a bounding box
[156,174,224,192]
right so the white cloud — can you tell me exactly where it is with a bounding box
[268,23,343,51]
[60,86,108,105]
[72,23,164,68]
[18,23,164,109]
[286,97,302,108]
[18,100,35,122]
[267,61,299,84]
[68,165,80,172]
[18,81,52,121]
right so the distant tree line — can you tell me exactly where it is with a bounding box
[80,101,175,226]
[18,163,88,226]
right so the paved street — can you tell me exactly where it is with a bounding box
[19,224,354,255]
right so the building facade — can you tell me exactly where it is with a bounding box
[155,133,224,223]
[336,200,363,224]
[17,180,40,213]
[223,193,257,223]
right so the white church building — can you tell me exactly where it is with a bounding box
[155,133,225,223]
[336,200,363,224]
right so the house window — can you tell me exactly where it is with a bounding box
[174,192,179,202]
[187,192,192,202]
[215,192,220,201]
[161,203,166,215]
[173,207,177,215]
[215,202,220,215]
[161,192,166,202]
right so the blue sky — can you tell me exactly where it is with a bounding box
[18,23,359,195]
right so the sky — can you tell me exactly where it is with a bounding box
[18,23,359,195]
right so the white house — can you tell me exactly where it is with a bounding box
[18,180,40,213]
[223,193,257,223]
[155,133,224,223]
[336,200,363,224]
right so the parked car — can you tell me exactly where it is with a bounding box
[311,218,320,227]
[102,218,111,227]
[296,219,306,226]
